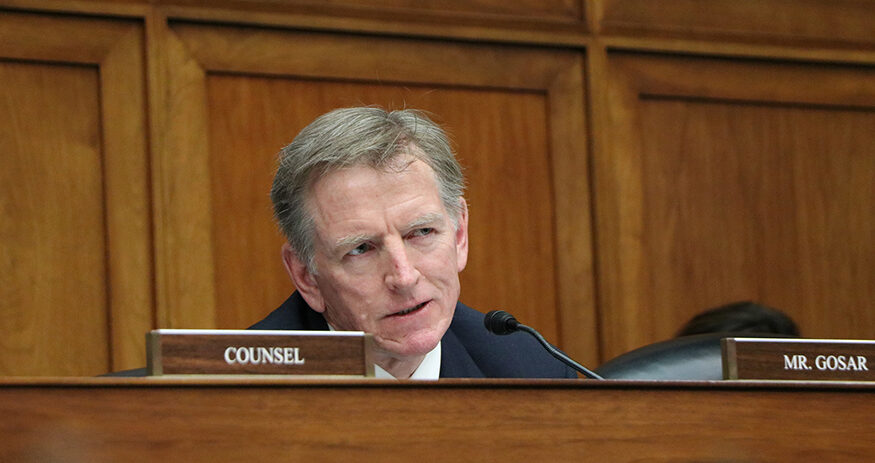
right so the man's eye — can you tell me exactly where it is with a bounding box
[410,228,434,238]
[347,243,371,256]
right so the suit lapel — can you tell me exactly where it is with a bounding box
[439,323,485,378]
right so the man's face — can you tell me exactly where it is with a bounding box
[283,155,468,360]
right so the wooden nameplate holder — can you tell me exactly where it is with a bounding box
[722,337,875,381]
[147,329,375,377]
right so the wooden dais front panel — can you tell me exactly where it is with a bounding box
[1,379,874,462]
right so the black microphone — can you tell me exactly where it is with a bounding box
[484,310,603,380]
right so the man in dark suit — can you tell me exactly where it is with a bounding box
[261,107,575,380]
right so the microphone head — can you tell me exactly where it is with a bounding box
[484,310,520,335]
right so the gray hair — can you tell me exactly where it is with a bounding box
[271,107,465,272]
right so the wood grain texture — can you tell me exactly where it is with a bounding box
[165,23,597,363]
[0,10,131,63]
[97,15,153,372]
[170,22,579,90]
[596,53,875,360]
[4,0,875,62]
[546,54,599,362]
[0,12,152,374]
[153,16,218,330]
[165,0,584,21]
[600,0,875,48]
[0,379,873,461]
[0,62,108,376]
[2,0,591,48]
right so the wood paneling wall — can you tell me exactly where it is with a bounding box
[158,22,594,361]
[0,10,152,375]
[0,0,872,374]
[593,53,874,359]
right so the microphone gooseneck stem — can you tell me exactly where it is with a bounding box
[516,324,604,380]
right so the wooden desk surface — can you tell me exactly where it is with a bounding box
[2,378,873,462]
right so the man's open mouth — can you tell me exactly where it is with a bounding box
[392,301,428,317]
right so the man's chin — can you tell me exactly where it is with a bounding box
[373,332,441,359]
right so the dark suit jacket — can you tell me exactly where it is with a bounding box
[250,292,578,379]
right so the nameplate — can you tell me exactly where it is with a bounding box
[722,338,875,381]
[147,329,375,377]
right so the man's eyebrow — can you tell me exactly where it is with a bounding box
[332,213,445,250]
[334,233,372,250]
[406,212,444,230]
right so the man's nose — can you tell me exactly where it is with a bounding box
[384,240,420,291]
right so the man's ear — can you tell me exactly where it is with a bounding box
[454,197,469,273]
[281,243,325,313]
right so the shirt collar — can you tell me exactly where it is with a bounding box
[373,342,441,380]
